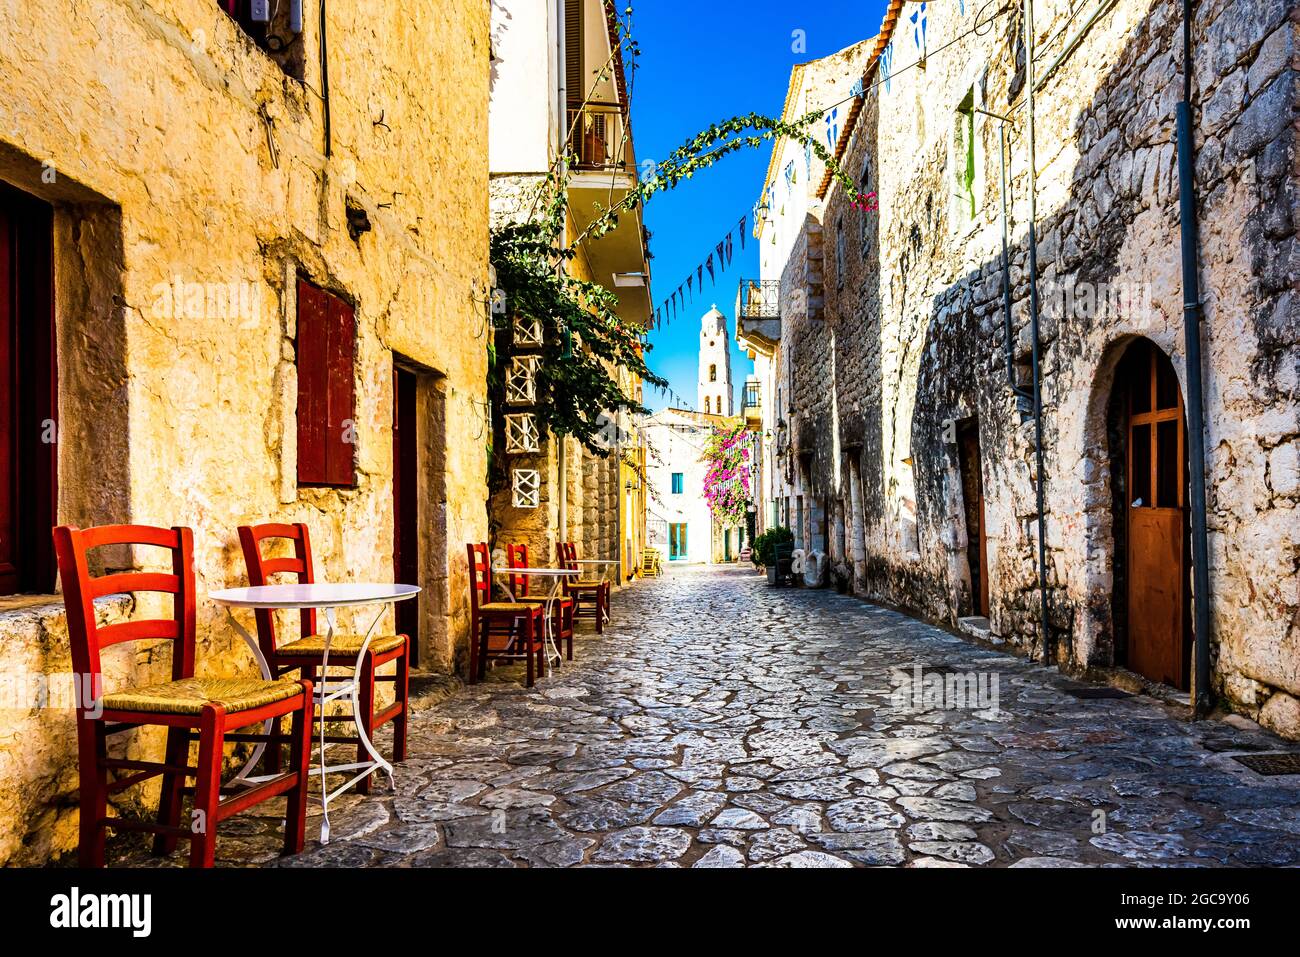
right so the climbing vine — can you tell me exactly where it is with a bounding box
[488,2,855,489]
[701,422,752,527]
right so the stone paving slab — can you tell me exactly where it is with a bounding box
[110,566,1300,867]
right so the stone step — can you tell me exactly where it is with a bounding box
[957,615,1001,644]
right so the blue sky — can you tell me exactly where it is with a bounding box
[630,0,889,412]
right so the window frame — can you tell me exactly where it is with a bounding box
[954,88,978,227]
[859,154,872,258]
[835,216,846,288]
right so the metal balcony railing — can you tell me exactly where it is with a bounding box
[742,383,762,416]
[737,279,780,320]
[567,103,630,172]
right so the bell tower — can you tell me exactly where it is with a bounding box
[697,306,733,415]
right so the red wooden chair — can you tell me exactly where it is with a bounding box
[238,522,410,795]
[558,541,610,634]
[466,543,546,687]
[506,543,575,662]
[52,524,313,868]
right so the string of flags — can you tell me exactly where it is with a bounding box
[652,212,749,329]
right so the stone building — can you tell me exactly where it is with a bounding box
[487,0,652,581]
[750,0,1299,736]
[0,1,490,864]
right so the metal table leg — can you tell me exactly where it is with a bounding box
[225,609,276,788]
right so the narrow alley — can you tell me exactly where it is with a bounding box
[115,567,1300,869]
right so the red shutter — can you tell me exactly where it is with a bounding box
[295,279,328,485]
[295,279,355,487]
[324,294,356,485]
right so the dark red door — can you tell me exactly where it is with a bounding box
[0,202,14,593]
[0,184,56,595]
[1124,341,1189,689]
[393,365,419,665]
[958,419,989,617]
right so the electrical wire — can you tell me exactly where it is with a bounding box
[799,1,1012,138]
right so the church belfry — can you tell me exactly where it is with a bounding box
[697,306,733,416]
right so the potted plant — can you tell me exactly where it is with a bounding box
[753,526,794,585]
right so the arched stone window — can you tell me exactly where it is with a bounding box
[709,363,717,382]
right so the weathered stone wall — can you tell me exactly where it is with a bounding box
[779,0,1299,734]
[0,0,490,863]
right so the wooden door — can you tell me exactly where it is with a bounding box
[392,365,419,665]
[0,185,56,596]
[1124,341,1188,689]
[0,201,14,593]
[957,419,989,617]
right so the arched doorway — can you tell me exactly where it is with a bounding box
[1110,339,1191,689]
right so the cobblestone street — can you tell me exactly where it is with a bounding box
[120,566,1300,868]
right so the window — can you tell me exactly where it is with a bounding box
[954,88,977,225]
[717,395,723,413]
[709,363,717,382]
[0,184,57,595]
[835,216,845,288]
[704,397,711,414]
[296,279,356,487]
[218,1,306,79]
[671,473,684,495]
[859,155,872,257]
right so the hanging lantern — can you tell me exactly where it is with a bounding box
[512,469,541,509]
[505,414,540,454]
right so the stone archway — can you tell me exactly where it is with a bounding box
[1078,335,1192,688]
[1111,338,1192,689]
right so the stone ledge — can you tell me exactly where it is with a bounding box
[0,593,134,652]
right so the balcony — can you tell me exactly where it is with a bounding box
[741,381,762,431]
[564,102,649,325]
[567,103,631,172]
[735,279,781,358]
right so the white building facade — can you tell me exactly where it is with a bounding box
[644,407,717,564]
[646,307,746,563]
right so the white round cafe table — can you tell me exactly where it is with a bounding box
[209,583,420,844]
[493,567,578,676]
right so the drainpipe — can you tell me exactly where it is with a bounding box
[975,107,1024,397]
[1022,0,1052,664]
[556,0,569,554]
[1177,0,1213,717]
[557,0,567,154]
[319,0,331,157]
[559,436,568,550]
